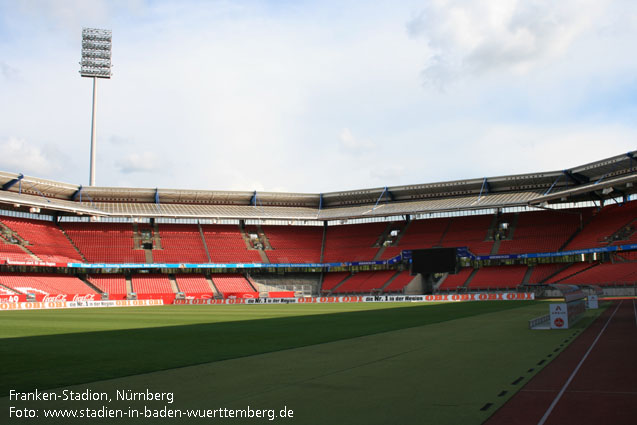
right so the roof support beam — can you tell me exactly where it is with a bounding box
[477,177,490,201]
[372,186,391,211]
[155,188,160,205]
[251,191,258,207]
[563,170,589,185]
[23,181,51,204]
[589,191,603,205]
[71,185,83,201]
[594,160,622,185]
[1,174,24,191]
[544,174,563,196]
[612,187,626,201]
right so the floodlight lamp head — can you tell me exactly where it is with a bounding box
[80,28,112,79]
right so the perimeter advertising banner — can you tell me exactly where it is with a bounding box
[0,294,98,303]
[473,243,637,261]
[0,292,534,310]
[175,292,535,305]
[5,259,65,267]
[0,294,26,303]
[0,299,164,311]
[38,294,100,302]
[63,258,403,269]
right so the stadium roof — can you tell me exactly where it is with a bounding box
[1,151,635,221]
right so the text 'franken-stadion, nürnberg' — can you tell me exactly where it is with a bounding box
[9,389,174,404]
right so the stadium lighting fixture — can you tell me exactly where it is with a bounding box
[80,27,112,186]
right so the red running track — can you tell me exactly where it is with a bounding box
[485,300,637,425]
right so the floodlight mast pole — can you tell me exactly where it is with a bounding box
[80,27,112,187]
[89,77,97,186]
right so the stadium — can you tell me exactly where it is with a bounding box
[2,2,637,424]
[1,150,636,425]
[0,151,636,300]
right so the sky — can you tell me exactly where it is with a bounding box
[0,0,636,193]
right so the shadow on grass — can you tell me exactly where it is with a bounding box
[1,301,533,393]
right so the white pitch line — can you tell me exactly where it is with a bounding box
[537,301,622,425]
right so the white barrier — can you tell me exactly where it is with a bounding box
[529,314,551,329]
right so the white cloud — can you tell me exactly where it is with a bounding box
[370,165,406,182]
[0,62,20,81]
[408,0,603,86]
[108,135,130,145]
[116,151,162,174]
[9,0,140,35]
[339,128,375,151]
[0,137,62,175]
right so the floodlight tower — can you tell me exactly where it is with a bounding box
[80,28,112,186]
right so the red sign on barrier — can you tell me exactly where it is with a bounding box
[41,294,99,303]
[268,291,295,298]
[183,293,215,299]
[0,294,26,303]
[224,292,259,299]
[136,293,176,304]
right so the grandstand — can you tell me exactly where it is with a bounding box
[153,224,209,263]
[497,209,589,254]
[0,273,95,296]
[564,201,637,250]
[211,273,256,296]
[467,265,528,290]
[323,222,386,262]
[130,273,173,295]
[87,274,127,299]
[330,270,396,294]
[263,225,323,263]
[0,216,82,263]
[0,151,635,300]
[61,222,145,263]
[438,267,474,291]
[174,274,215,297]
[526,263,569,285]
[202,225,262,263]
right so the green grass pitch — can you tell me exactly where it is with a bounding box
[0,301,603,424]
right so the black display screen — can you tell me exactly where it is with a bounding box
[410,248,458,274]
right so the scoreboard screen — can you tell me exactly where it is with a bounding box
[410,248,458,275]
